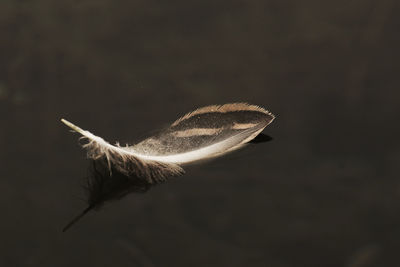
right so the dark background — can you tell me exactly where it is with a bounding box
[1,0,399,266]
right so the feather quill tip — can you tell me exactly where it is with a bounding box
[61,118,85,134]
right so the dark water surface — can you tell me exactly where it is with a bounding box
[1,1,399,266]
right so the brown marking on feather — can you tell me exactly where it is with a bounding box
[232,122,259,130]
[171,103,274,127]
[172,128,223,137]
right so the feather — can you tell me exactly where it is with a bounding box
[62,103,274,169]
[61,103,275,231]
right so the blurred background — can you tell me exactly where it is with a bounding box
[0,0,399,266]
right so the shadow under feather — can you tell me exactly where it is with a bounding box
[62,159,153,232]
[248,133,273,144]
